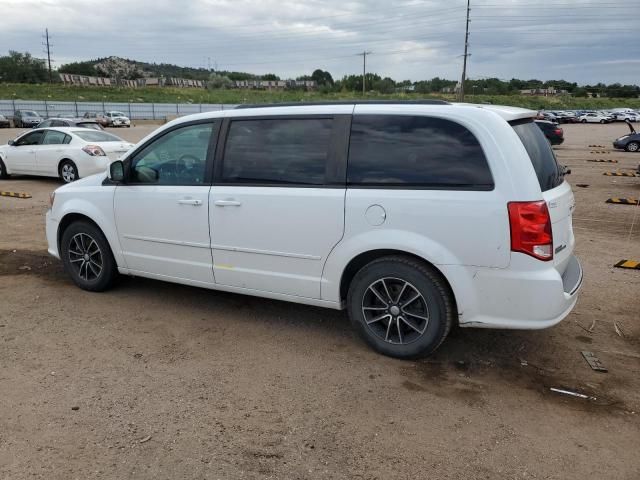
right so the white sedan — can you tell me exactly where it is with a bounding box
[105,111,131,128]
[0,128,134,183]
[578,113,612,124]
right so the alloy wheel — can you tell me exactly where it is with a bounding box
[68,233,103,281]
[361,277,430,345]
[61,164,76,183]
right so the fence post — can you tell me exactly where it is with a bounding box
[74,101,78,117]
[128,102,132,119]
[102,101,105,113]
[200,104,203,113]
[176,103,179,115]
[152,103,155,120]
[44,100,49,118]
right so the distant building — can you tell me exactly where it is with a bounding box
[59,73,205,89]
[233,79,316,90]
[520,88,569,96]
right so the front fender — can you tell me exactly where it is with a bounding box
[320,228,463,303]
[53,192,127,269]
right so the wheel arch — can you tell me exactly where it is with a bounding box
[58,158,76,175]
[338,249,459,319]
[56,210,125,269]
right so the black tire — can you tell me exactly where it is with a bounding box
[600,119,605,124]
[625,142,639,153]
[581,119,587,123]
[60,221,118,292]
[59,159,79,183]
[347,255,455,359]
[0,158,9,179]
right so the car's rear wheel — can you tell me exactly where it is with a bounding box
[0,159,9,179]
[60,221,118,291]
[581,119,587,123]
[347,256,455,359]
[600,119,605,124]
[59,160,78,183]
[626,142,640,152]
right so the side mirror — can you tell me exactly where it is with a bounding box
[8,140,14,146]
[109,160,125,183]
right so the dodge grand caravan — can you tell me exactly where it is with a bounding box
[45,101,583,358]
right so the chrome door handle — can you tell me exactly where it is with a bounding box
[214,199,242,207]
[178,198,202,206]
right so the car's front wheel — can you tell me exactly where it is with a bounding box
[60,221,118,291]
[347,256,455,359]
[581,119,587,123]
[59,160,78,183]
[626,141,640,153]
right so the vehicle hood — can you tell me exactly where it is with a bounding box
[56,171,108,192]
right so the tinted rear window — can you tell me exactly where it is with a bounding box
[511,120,563,191]
[348,115,493,189]
[73,130,122,142]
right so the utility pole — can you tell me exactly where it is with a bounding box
[357,51,372,95]
[44,28,53,83]
[458,0,470,101]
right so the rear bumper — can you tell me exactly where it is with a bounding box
[443,254,583,330]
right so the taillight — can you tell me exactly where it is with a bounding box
[554,129,563,135]
[508,201,553,261]
[82,145,106,156]
[49,191,55,208]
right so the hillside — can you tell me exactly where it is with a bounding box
[58,56,214,81]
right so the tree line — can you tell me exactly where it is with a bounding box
[0,51,638,98]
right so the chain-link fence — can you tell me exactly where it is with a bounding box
[0,100,239,121]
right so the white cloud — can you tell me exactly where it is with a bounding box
[0,0,636,84]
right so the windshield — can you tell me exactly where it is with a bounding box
[511,120,563,192]
[73,130,122,142]
[23,111,38,117]
[110,112,126,117]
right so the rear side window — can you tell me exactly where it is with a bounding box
[222,118,332,185]
[511,120,563,191]
[42,130,68,145]
[348,115,493,189]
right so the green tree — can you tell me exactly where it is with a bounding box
[0,51,49,83]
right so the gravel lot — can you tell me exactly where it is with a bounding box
[1,122,639,479]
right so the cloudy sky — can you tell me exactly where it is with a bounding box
[1,0,637,84]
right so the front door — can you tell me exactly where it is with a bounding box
[5,130,44,174]
[210,116,348,299]
[114,121,219,285]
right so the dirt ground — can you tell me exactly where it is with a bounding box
[1,122,639,480]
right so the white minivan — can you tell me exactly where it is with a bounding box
[45,101,582,358]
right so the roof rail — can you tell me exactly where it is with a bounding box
[234,100,450,109]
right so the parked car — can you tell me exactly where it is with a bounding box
[104,111,131,128]
[579,113,613,124]
[613,121,640,152]
[83,112,111,128]
[614,112,639,122]
[37,118,104,130]
[0,128,133,183]
[0,114,10,128]
[535,120,564,145]
[14,110,43,128]
[538,111,557,122]
[43,101,582,359]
